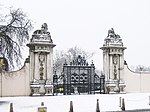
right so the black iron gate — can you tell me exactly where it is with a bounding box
[53,55,105,95]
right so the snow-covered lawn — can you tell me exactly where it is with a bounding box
[1,93,150,112]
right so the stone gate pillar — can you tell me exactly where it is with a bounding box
[27,23,56,96]
[100,28,126,94]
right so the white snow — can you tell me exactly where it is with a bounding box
[1,93,150,112]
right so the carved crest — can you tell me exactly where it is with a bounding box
[71,55,87,66]
[113,55,118,64]
[39,52,45,62]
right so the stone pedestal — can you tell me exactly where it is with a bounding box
[30,82,53,96]
[30,79,53,96]
[39,85,46,95]
[105,80,126,94]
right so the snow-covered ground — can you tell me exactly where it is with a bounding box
[1,93,150,112]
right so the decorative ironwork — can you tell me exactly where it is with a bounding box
[70,55,88,66]
[53,55,105,95]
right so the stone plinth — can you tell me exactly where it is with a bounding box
[30,83,53,96]
[105,80,126,94]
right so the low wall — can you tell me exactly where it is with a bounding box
[124,65,150,93]
[0,63,30,97]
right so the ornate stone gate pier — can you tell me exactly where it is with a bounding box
[100,28,126,93]
[27,23,56,96]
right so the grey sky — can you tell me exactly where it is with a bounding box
[1,0,150,70]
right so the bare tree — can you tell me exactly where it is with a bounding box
[95,69,103,76]
[0,8,33,70]
[67,46,94,60]
[53,46,94,75]
[137,65,150,72]
[135,65,144,72]
[130,65,150,72]
[53,50,67,74]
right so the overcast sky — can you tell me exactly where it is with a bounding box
[1,0,150,70]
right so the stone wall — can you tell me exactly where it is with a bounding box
[124,64,150,93]
[0,63,30,97]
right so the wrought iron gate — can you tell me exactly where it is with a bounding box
[53,55,105,95]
